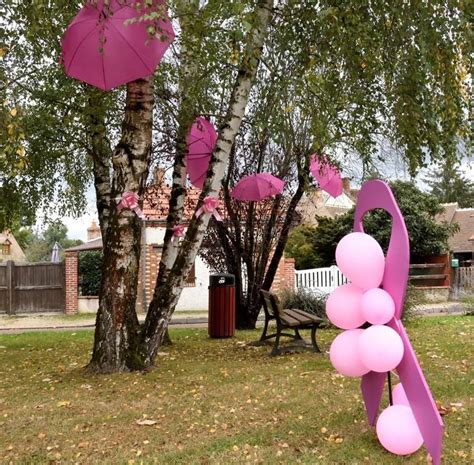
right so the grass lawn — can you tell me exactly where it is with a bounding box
[0,317,472,464]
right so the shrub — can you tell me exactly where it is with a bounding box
[402,284,423,322]
[279,287,328,320]
[460,294,474,316]
[78,251,103,296]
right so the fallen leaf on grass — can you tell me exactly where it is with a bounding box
[436,400,462,416]
[57,401,71,407]
[136,419,158,426]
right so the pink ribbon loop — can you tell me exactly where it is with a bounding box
[172,224,185,243]
[195,196,222,222]
[117,191,145,220]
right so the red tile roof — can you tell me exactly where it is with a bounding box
[143,184,202,223]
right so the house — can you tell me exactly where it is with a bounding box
[296,178,356,226]
[0,231,26,263]
[64,176,207,312]
[438,203,474,266]
[138,172,209,312]
[64,169,295,314]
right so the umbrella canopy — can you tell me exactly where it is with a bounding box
[51,242,60,263]
[310,154,343,198]
[61,0,175,91]
[231,173,285,202]
[186,117,217,189]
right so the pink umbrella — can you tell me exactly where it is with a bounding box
[231,173,285,202]
[310,154,343,197]
[186,117,218,189]
[61,0,175,91]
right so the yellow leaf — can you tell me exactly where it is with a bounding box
[16,146,25,157]
[0,48,6,58]
[136,419,157,426]
[57,401,71,407]
[10,108,17,117]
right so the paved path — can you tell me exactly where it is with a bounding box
[0,302,469,334]
[0,312,209,334]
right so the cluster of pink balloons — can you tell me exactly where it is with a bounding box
[328,232,403,376]
[327,232,423,456]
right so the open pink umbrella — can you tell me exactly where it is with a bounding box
[310,154,343,198]
[186,117,217,189]
[61,0,175,91]
[231,173,285,202]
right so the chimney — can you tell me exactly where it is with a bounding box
[87,220,101,241]
[154,167,166,187]
[342,177,351,194]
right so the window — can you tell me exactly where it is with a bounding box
[1,239,11,256]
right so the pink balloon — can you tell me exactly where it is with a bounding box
[329,329,369,377]
[376,405,423,455]
[392,383,410,406]
[361,288,395,325]
[358,325,404,373]
[335,232,385,289]
[326,284,366,329]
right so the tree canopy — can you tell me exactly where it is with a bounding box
[287,181,459,269]
[425,160,474,208]
[21,221,82,262]
[1,1,471,230]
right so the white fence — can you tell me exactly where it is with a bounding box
[295,265,347,294]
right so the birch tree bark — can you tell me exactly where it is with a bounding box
[88,77,154,373]
[138,0,274,367]
[86,89,112,242]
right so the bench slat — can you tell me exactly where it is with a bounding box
[288,308,324,323]
[280,312,303,327]
[284,309,314,325]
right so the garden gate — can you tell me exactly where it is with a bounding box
[0,261,65,314]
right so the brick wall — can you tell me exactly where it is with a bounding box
[65,251,78,314]
[271,257,295,294]
[137,244,162,312]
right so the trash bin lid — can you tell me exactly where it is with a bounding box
[209,274,235,287]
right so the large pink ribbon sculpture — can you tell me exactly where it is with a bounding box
[117,191,145,219]
[354,180,443,464]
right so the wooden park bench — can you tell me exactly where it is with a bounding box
[259,290,323,356]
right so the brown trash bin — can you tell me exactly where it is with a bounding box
[208,274,235,338]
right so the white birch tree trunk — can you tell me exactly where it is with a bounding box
[139,0,274,366]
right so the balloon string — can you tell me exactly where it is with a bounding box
[387,371,393,406]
